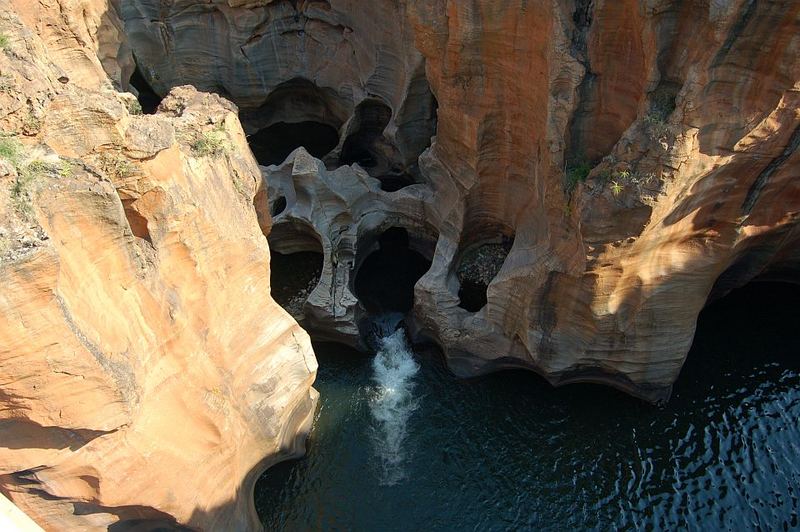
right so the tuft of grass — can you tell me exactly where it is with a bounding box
[126,99,143,116]
[0,33,9,50]
[58,158,74,178]
[191,124,231,158]
[644,113,670,140]
[610,180,624,197]
[564,159,592,193]
[12,160,58,217]
[0,136,22,166]
[99,152,136,179]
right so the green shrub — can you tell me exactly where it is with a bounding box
[126,99,143,116]
[0,136,22,165]
[610,180,624,197]
[565,160,592,193]
[0,33,9,50]
[191,124,230,158]
[649,84,678,120]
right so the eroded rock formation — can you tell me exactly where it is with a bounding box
[0,3,316,530]
[131,0,797,402]
[2,0,800,529]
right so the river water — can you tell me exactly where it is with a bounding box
[255,282,800,530]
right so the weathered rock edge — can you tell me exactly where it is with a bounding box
[0,4,318,530]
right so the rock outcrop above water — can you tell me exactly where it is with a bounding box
[0,4,317,530]
[174,0,797,402]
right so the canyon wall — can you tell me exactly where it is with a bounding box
[123,0,800,401]
[1,0,800,529]
[0,2,317,530]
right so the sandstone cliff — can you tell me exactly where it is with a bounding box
[0,3,317,530]
[2,0,800,528]
[122,0,800,401]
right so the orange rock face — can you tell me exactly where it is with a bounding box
[2,0,800,529]
[406,0,800,400]
[75,1,800,397]
[0,4,316,530]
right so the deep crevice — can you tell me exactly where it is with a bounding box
[456,234,514,313]
[128,64,162,115]
[268,221,324,320]
[565,0,596,165]
[741,122,800,214]
[272,196,287,217]
[340,99,393,172]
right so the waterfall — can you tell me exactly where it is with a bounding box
[368,325,420,485]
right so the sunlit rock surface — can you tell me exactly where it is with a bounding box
[0,4,316,530]
[1,0,800,528]
[238,1,800,402]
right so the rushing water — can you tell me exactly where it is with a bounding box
[369,329,420,485]
[255,282,800,530]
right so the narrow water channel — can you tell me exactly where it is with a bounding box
[255,282,800,530]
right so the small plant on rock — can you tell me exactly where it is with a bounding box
[564,159,592,194]
[21,112,41,136]
[12,160,58,217]
[191,124,231,158]
[58,158,74,178]
[610,180,624,197]
[0,135,22,165]
[644,113,670,140]
[614,169,631,181]
[99,152,137,179]
[0,33,9,50]
[126,99,143,116]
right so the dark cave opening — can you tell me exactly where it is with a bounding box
[129,65,162,115]
[340,99,392,172]
[272,196,287,217]
[353,227,432,314]
[248,121,339,166]
[240,78,347,166]
[378,174,418,192]
[456,235,514,313]
[268,221,324,320]
[270,250,323,319]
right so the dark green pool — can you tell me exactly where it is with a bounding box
[255,282,800,530]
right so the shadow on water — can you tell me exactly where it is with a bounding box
[256,281,800,530]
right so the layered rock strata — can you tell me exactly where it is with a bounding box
[0,4,317,530]
[2,0,800,527]
[130,0,798,402]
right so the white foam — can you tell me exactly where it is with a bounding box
[369,329,420,485]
